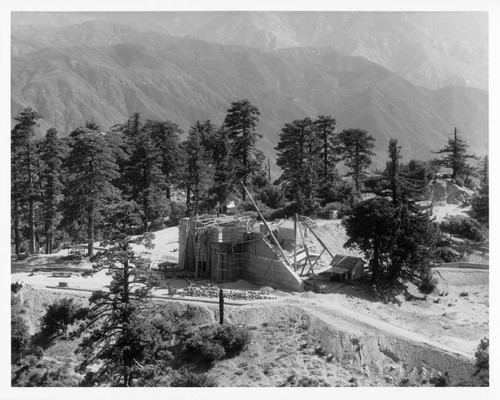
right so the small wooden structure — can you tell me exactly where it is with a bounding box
[326,255,365,282]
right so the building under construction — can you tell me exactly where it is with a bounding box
[178,214,307,292]
[177,209,363,292]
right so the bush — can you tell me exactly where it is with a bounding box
[474,337,489,385]
[12,315,30,359]
[213,325,252,356]
[440,215,486,242]
[41,298,87,338]
[170,371,217,387]
[433,246,462,263]
[12,357,80,387]
[182,324,252,365]
[419,268,438,294]
[455,177,464,187]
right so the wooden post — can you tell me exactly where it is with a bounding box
[296,214,314,277]
[219,288,224,325]
[302,218,336,259]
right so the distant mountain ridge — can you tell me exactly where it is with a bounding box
[12,11,488,90]
[11,16,488,171]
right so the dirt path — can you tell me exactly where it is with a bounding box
[291,298,473,360]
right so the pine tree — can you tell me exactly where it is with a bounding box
[184,120,215,215]
[62,127,121,256]
[148,120,183,200]
[337,128,376,193]
[276,117,320,215]
[11,108,42,255]
[76,230,159,386]
[204,126,235,211]
[433,127,477,179]
[471,155,489,225]
[344,139,437,283]
[38,128,68,254]
[126,121,169,232]
[223,99,264,200]
[343,197,398,282]
[314,115,340,203]
[385,138,402,205]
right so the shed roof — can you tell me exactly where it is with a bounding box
[329,255,364,270]
[330,266,351,275]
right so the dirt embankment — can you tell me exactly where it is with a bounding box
[13,286,478,387]
[217,302,474,386]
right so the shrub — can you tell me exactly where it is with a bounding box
[12,315,30,359]
[12,357,80,387]
[440,215,486,242]
[430,373,449,387]
[419,268,438,294]
[433,246,461,263]
[280,373,331,387]
[474,337,489,385]
[182,324,251,365]
[455,177,464,187]
[170,371,217,387]
[213,325,252,356]
[41,298,87,338]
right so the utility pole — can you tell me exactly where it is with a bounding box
[219,288,224,325]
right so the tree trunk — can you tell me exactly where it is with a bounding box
[143,197,149,233]
[122,258,130,387]
[324,135,328,180]
[88,212,94,257]
[28,199,35,254]
[194,182,199,216]
[45,224,49,254]
[13,192,20,256]
[354,142,360,193]
[372,239,380,282]
[186,186,191,213]
[27,140,36,255]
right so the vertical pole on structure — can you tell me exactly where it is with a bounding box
[296,214,314,277]
[219,288,224,325]
[241,183,292,268]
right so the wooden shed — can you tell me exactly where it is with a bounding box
[327,255,365,282]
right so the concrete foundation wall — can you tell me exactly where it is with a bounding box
[241,256,304,292]
[241,238,304,292]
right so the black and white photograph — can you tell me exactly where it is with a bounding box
[5,1,496,395]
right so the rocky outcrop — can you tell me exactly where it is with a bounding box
[428,179,474,205]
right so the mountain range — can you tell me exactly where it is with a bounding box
[11,12,488,169]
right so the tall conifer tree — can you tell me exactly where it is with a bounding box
[276,117,320,215]
[11,108,42,255]
[223,99,264,200]
[338,128,376,193]
[62,127,120,256]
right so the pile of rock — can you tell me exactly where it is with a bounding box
[181,283,277,300]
